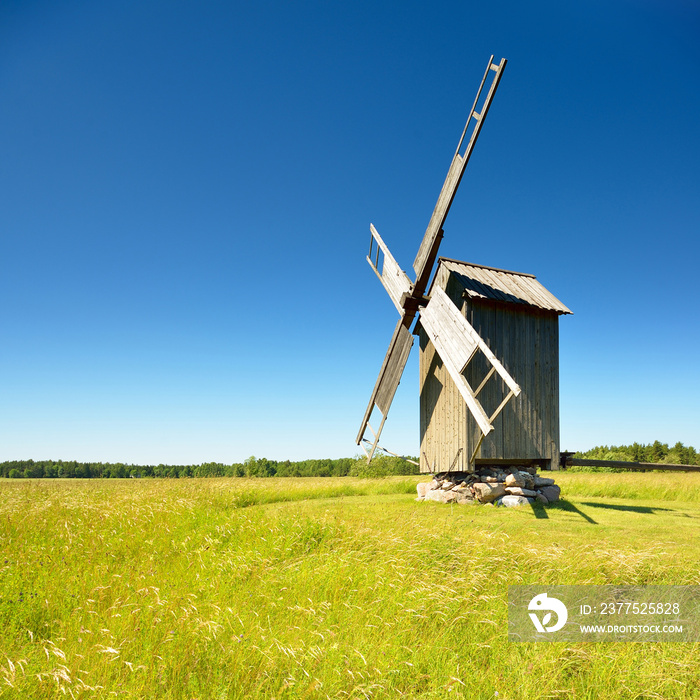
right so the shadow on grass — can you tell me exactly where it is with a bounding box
[548,499,598,524]
[578,501,676,515]
[530,503,549,519]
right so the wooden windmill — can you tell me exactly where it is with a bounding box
[356,56,571,472]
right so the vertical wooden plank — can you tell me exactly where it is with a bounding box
[472,301,485,459]
[540,312,550,465]
[487,301,501,460]
[535,317,547,457]
[419,329,428,473]
[514,309,524,459]
[521,314,536,456]
[495,303,507,458]
[546,313,553,462]
[458,335,467,470]
[445,350,453,468]
[548,315,560,469]
[430,334,439,471]
[492,303,503,458]
[500,304,517,459]
[532,310,541,458]
[437,347,443,470]
[448,364,454,469]
[512,307,524,457]
[549,313,558,467]
[500,306,511,459]
[442,348,451,469]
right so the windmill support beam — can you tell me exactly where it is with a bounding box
[469,433,486,467]
[411,229,444,302]
[400,291,430,314]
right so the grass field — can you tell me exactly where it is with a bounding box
[1,473,700,699]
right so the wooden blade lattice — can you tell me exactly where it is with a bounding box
[356,319,414,462]
[412,56,507,292]
[419,287,520,452]
[367,224,412,315]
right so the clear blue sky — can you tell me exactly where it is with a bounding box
[1,0,698,464]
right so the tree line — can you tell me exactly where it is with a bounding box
[574,441,700,466]
[0,454,420,479]
[3,441,697,479]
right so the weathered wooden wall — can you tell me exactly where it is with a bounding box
[419,272,561,472]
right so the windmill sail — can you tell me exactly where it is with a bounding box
[367,225,412,315]
[419,286,520,440]
[356,56,509,464]
[356,319,414,461]
[413,56,507,291]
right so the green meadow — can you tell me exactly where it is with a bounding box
[1,473,700,699]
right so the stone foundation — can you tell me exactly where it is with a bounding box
[415,466,561,507]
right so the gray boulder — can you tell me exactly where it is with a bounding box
[473,482,506,503]
[425,489,457,504]
[505,471,534,489]
[534,476,555,488]
[506,487,537,498]
[416,482,432,498]
[499,495,535,508]
[505,473,525,488]
[540,485,561,503]
[518,471,535,490]
[455,493,476,505]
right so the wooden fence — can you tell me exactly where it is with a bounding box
[564,457,700,473]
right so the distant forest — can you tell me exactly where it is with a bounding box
[574,441,700,466]
[0,454,419,479]
[1,441,697,479]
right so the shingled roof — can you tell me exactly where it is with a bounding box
[434,257,572,315]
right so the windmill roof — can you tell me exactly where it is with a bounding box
[435,257,572,315]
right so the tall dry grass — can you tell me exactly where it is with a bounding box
[0,475,699,698]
